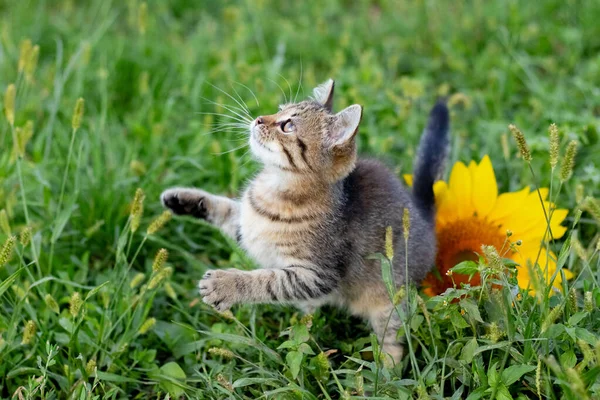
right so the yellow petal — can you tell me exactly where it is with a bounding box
[498,191,552,236]
[548,209,568,239]
[471,155,498,218]
[562,268,574,280]
[433,181,455,226]
[487,187,530,224]
[468,160,477,175]
[517,219,567,244]
[436,185,458,226]
[433,181,448,205]
[448,161,474,219]
[536,188,549,201]
[516,266,532,291]
[404,174,413,187]
[513,245,572,293]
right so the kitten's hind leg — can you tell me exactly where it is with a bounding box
[369,305,404,366]
[161,187,240,240]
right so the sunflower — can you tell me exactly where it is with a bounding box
[405,155,573,297]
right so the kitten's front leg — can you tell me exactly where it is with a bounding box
[199,265,338,312]
[161,187,240,241]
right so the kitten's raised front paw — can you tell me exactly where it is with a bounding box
[160,188,208,219]
[198,269,238,312]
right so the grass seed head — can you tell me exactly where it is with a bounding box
[100,290,110,309]
[565,368,586,396]
[147,211,172,235]
[486,322,504,343]
[152,248,168,272]
[25,45,39,82]
[402,208,410,240]
[0,235,16,267]
[63,364,70,380]
[578,340,595,371]
[130,188,145,232]
[0,209,10,235]
[568,288,578,314]
[21,320,36,345]
[81,41,92,66]
[384,226,393,259]
[12,284,26,299]
[4,83,16,126]
[560,140,578,182]
[216,374,233,392]
[501,133,510,160]
[393,286,406,305]
[355,372,364,395]
[84,220,104,237]
[548,123,559,169]
[300,313,314,329]
[481,245,503,273]
[584,291,594,313]
[509,124,532,162]
[575,183,585,204]
[541,305,562,333]
[139,71,149,95]
[44,294,60,314]
[536,359,542,399]
[130,159,147,176]
[582,197,600,223]
[69,291,83,317]
[164,282,177,299]
[138,2,148,35]
[18,39,32,72]
[218,309,235,320]
[572,238,588,261]
[148,272,165,290]
[15,120,34,158]
[71,98,85,130]
[147,267,173,290]
[162,266,173,279]
[130,272,145,289]
[85,359,97,375]
[209,347,235,360]
[313,351,330,378]
[137,317,156,335]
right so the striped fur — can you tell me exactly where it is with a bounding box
[161,79,449,365]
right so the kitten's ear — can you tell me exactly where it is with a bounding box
[312,79,335,111]
[329,104,362,149]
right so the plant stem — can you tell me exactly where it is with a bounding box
[48,126,79,274]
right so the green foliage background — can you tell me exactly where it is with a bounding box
[1,0,599,398]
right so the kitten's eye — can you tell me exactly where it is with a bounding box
[281,120,295,134]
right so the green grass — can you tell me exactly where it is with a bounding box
[1,0,600,398]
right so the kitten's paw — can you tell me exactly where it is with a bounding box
[198,269,238,312]
[160,188,208,219]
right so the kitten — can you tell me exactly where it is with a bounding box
[161,79,449,364]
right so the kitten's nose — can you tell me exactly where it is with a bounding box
[255,116,264,125]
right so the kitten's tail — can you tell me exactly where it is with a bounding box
[412,101,450,223]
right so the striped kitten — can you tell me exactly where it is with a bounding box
[161,79,449,364]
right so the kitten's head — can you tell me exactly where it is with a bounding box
[249,79,362,182]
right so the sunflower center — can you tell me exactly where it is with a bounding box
[423,217,506,296]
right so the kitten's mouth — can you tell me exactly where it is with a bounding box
[250,122,268,140]
[249,123,267,148]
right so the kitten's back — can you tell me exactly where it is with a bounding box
[342,159,437,283]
